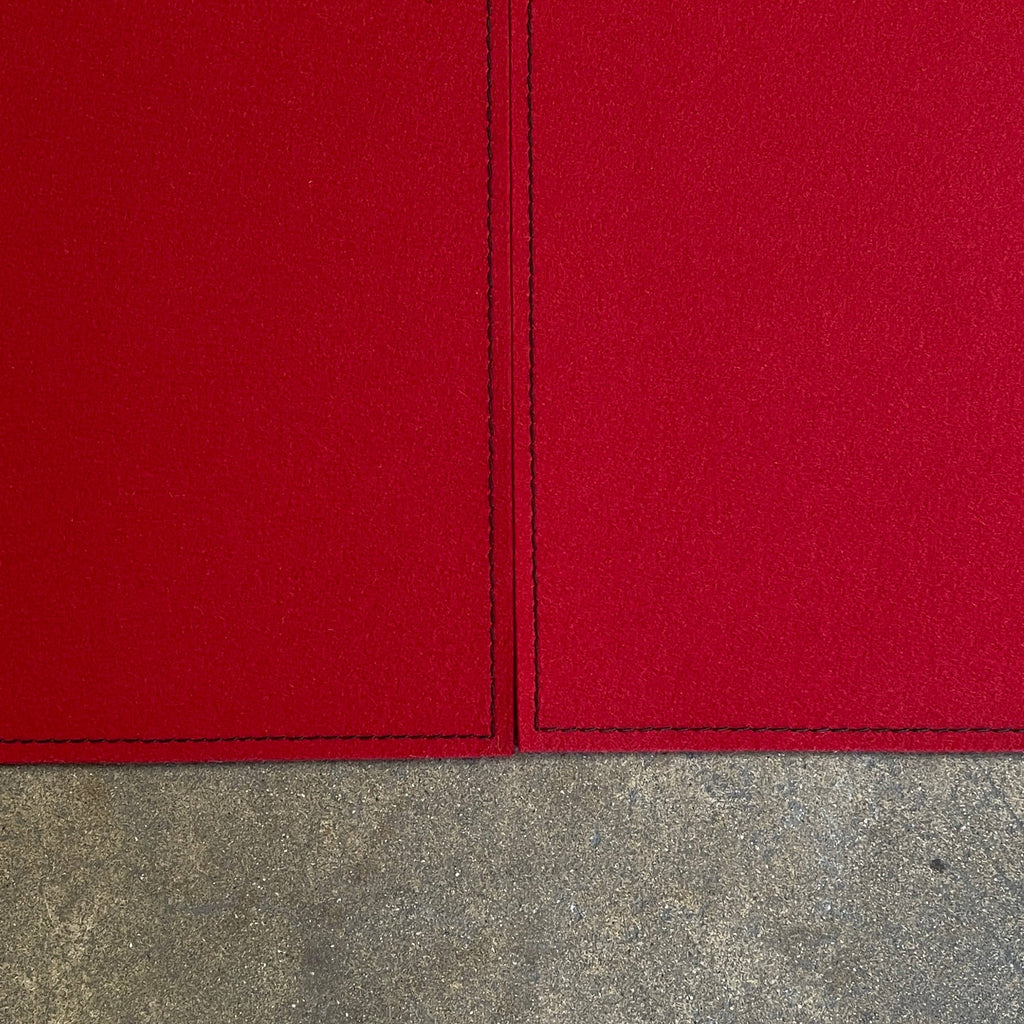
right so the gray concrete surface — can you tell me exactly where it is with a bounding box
[1,754,1022,1023]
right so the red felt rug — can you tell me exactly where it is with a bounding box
[513,0,1024,752]
[0,1,513,761]
[4,2,1024,760]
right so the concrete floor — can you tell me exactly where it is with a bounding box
[1,754,1022,1023]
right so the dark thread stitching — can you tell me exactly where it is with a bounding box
[530,725,1024,736]
[527,0,541,733]
[0,732,491,746]
[486,0,497,741]
[507,0,519,751]
[2,1,498,749]
[525,4,1021,738]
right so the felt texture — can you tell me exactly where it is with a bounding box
[0,1,513,762]
[6,1,1024,761]
[513,0,1024,752]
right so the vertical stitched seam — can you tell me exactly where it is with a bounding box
[526,0,541,732]
[486,0,497,739]
[507,0,520,748]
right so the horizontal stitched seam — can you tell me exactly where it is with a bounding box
[533,724,1024,735]
[0,732,490,745]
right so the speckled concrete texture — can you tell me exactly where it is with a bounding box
[1,754,1022,1022]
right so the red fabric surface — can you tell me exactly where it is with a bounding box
[6,1,1024,760]
[514,0,1024,752]
[0,1,513,762]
